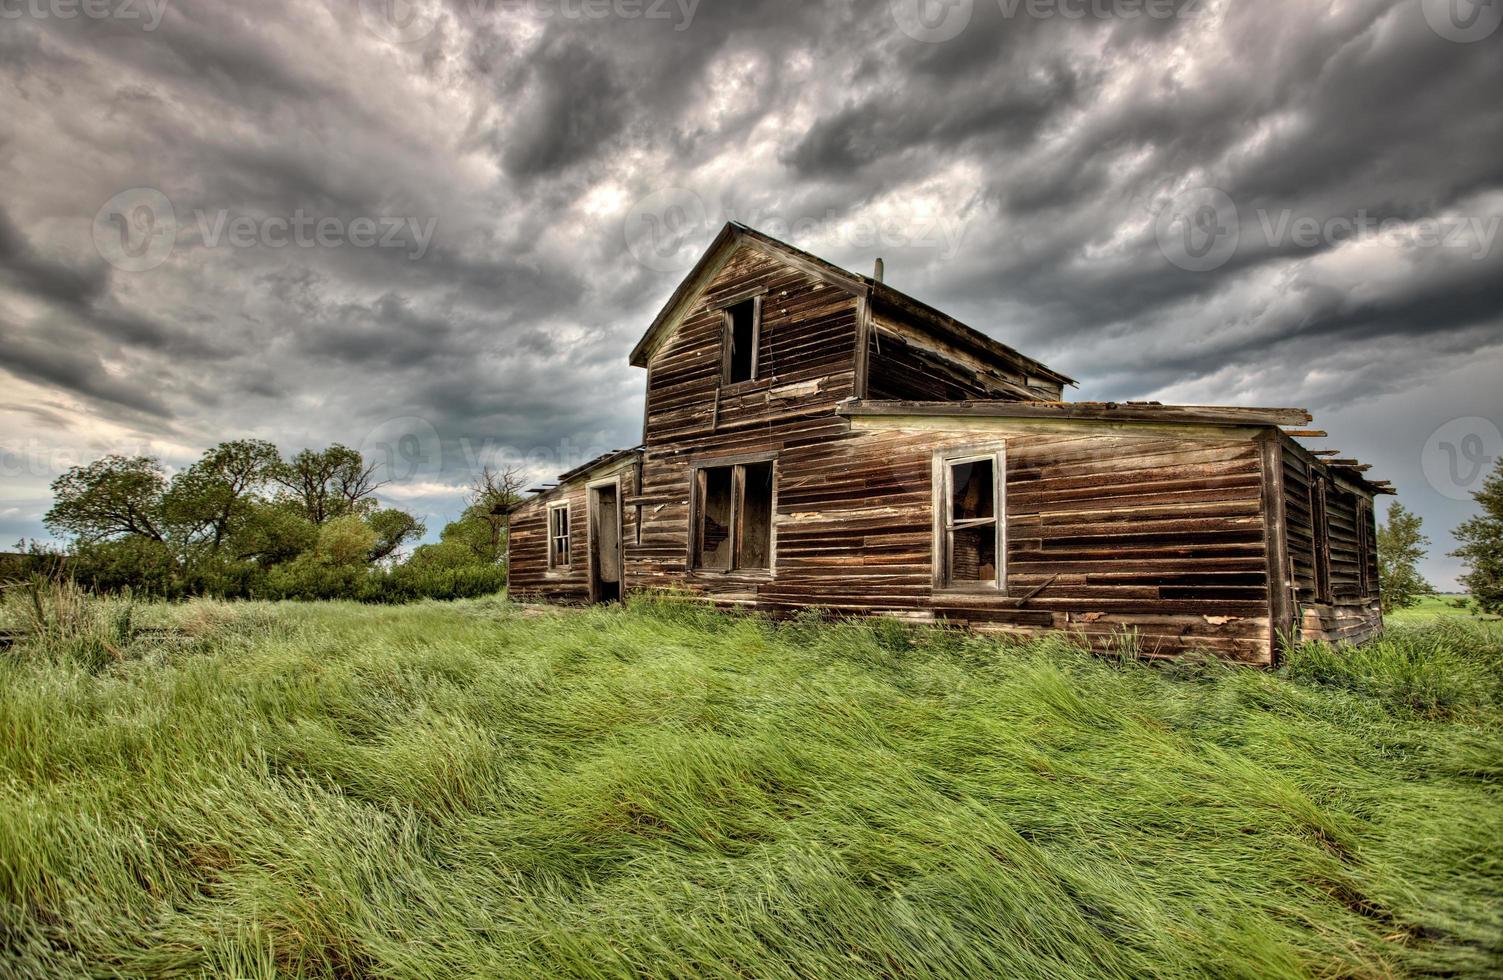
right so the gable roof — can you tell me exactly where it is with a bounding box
[628,222,1075,387]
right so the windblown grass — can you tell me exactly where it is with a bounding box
[1,593,1499,978]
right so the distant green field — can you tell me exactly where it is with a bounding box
[2,585,1501,978]
[1387,594,1497,623]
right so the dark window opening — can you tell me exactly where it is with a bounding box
[738,461,773,570]
[548,504,570,569]
[697,467,734,571]
[940,453,1003,590]
[724,298,759,384]
[693,460,774,572]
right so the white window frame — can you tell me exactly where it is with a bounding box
[547,502,572,570]
[933,445,1007,593]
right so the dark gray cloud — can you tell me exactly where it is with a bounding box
[0,0,1499,586]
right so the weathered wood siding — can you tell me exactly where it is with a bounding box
[866,311,1058,401]
[1280,442,1382,645]
[630,243,862,594]
[768,421,1276,663]
[508,462,638,604]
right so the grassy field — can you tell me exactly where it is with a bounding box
[1386,594,1499,624]
[2,588,1501,978]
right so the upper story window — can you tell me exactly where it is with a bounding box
[722,296,762,384]
[936,447,1006,592]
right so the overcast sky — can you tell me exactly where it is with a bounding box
[2,0,1500,587]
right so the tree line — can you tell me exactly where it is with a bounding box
[30,441,523,602]
[1379,456,1503,616]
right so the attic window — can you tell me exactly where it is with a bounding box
[723,297,761,384]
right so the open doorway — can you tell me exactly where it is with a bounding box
[588,480,623,604]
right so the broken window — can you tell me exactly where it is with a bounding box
[723,297,760,384]
[939,450,1004,590]
[693,460,774,571]
[548,503,571,569]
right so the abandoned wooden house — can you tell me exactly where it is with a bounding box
[506,223,1391,664]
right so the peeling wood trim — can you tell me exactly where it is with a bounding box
[852,292,872,400]
[840,399,1312,428]
[848,414,1266,441]
[1259,430,1294,666]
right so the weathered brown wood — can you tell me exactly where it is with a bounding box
[1259,430,1295,664]
[510,227,1387,663]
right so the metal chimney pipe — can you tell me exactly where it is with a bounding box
[874,258,884,283]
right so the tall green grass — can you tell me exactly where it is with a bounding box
[1,592,1499,978]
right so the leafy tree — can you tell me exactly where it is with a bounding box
[163,440,281,552]
[230,501,319,565]
[1376,502,1433,612]
[366,509,426,563]
[45,456,167,544]
[315,514,378,567]
[1453,458,1503,615]
[273,446,384,525]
